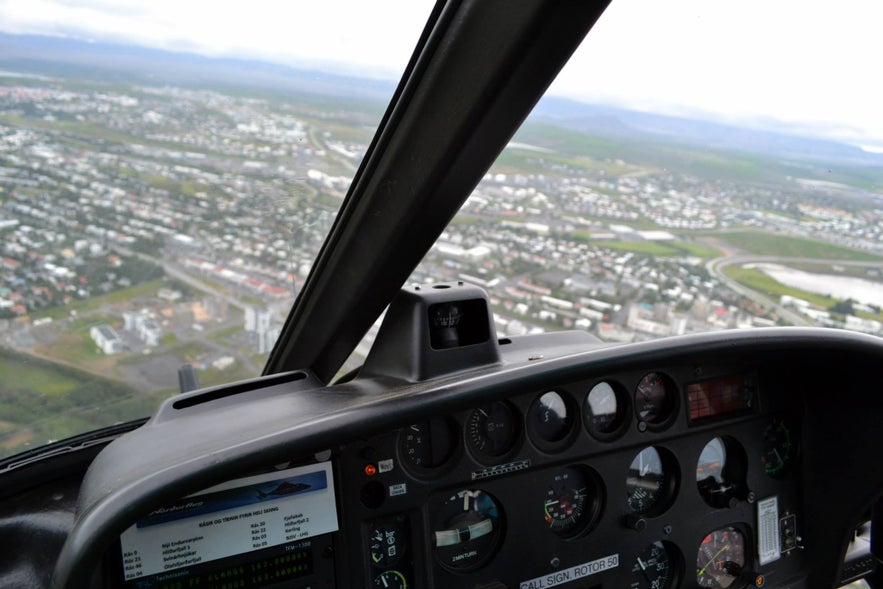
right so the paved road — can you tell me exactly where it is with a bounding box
[112,245,251,312]
[706,255,883,327]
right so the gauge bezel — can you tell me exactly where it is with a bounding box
[542,464,605,539]
[629,540,683,589]
[696,436,748,508]
[695,523,753,589]
[583,379,631,441]
[464,401,523,465]
[527,389,579,453]
[633,371,679,431]
[431,488,506,573]
[397,416,461,479]
[372,569,409,589]
[761,416,797,479]
[625,445,680,517]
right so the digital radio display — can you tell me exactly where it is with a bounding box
[117,462,337,587]
[686,375,754,422]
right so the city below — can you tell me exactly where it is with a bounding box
[1,39,882,457]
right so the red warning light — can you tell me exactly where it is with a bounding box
[364,464,377,476]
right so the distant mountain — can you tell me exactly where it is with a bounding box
[0,32,396,102]
[531,96,883,168]
[2,32,881,170]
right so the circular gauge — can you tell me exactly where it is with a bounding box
[373,569,408,589]
[634,372,677,426]
[761,418,793,478]
[696,526,747,588]
[432,489,504,571]
[543,466,603,537]
[696,437,726,483]
[528,390,575,448]
[630,541,676,589]
[398,418,458,474]
[626,446,675,515]
[466,401,520,460]
[585,381,629,439]
[368,519,406,568]
[697,437,747,508]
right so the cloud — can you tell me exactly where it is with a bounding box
[0,0,434,78]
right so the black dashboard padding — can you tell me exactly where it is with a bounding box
[0,475,80,589]
[47,328,883,588]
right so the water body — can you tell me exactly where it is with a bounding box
[753,264,883,307]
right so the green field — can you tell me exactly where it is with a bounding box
[208,324,244,341]
[724,265,836,308]
[568,236,722,259]
[31,279,167,320]
[717,232,883,262]
[0,348,159,459]
[724,265,883,322]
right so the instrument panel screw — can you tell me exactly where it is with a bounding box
[550,557,560,568]
[663,525,673,535]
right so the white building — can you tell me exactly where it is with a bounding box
[90,325,122,355]
[244,307,272,333]
[122,310,162,347]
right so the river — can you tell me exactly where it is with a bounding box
[753,264,883,307]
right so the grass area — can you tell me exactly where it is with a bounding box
[0,347,156,459]
[724,265,837,308]
[717,231,883,262]
[0,353,81,396]
[208,324,243,341]
[35,314,122,366]
[31,279,167,320]
[513,121,627,160]
[602,241,682,256]
[671,241,723,259]
[724,264,883,322]
[492,146,640,178]
[167,341,212,362]
[568,235,722,259]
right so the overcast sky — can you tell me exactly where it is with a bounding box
[1,0,882,148]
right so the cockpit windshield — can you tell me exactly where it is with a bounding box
[1,0,882,464]
[402,0,883,350]
[0,0,434,458]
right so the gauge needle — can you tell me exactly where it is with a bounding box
[637,556,654,584]
[698,544,730,576]
[380,574,389,588]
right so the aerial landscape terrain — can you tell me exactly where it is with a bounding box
[1,33,882,458]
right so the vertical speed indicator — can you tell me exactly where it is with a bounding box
[542,465,603,537]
